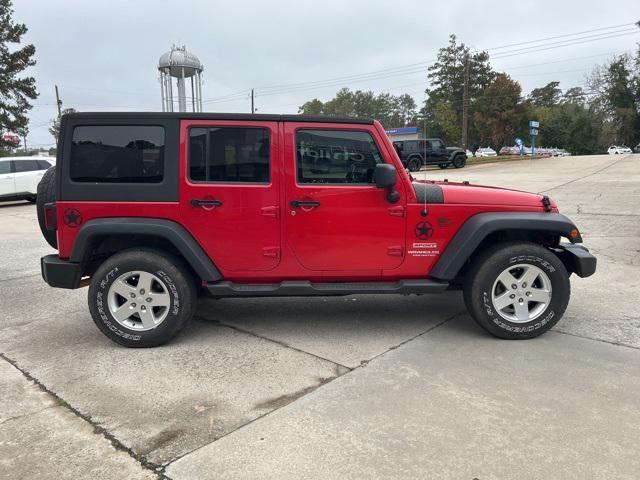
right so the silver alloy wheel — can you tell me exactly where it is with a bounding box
[491,264,552,323]
[107,271,171,331]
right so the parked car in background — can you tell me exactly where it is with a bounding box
[393,138,467,171]
[465,149,474,158]
[475,147,497,157]
[499,146,519,155]
[607,145,632,155]
[552,148,572,157]
[0,156,54,203]
[633,143,640,153]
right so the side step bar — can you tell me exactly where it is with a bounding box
[205,279,449,298]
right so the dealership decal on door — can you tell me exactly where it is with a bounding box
[408,242,440,257]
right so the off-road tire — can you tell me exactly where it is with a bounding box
[88,248,197,347]
[463,242,570,339]
[453,154,466,168]
[407,156,422,172]
[36,167,57,248]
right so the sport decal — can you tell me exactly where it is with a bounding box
[414,221,434,240]
[63,208,83,228]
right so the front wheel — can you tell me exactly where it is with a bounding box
[88,248,197,347]
[463,242,570,339]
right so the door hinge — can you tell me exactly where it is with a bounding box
[262,247,280,258]
[388,205,405,217]
[387,245,404,257]
[261,205,279,218]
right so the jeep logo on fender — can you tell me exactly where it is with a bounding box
[414,221,434,240]
[63,208,83,228]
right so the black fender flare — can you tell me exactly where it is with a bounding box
[70,218,221,281]
[447,150,464,161]
[429,212,581,280]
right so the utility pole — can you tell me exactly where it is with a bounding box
[251,89,255,114]
[55,85,62,117]
[22,130,27,152]
[461,53,470,150]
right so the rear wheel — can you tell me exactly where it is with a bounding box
[88,248,197,347]
[453,154,466,168]
[407,156,422,172]
[463,242,570,339]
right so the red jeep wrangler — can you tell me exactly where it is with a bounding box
[38,112,596,347]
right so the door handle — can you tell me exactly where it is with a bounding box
[290,200,320,208]
[190,198,223,208]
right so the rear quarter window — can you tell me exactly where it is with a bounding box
[36,160,52,170]
[13,160,41,172]
[70,125,165,183]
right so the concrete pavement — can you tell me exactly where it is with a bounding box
[0,154,638,479]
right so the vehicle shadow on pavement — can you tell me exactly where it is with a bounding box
[192,292,467,368]
[0,201,33,209]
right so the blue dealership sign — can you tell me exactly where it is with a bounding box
[385,126,418,135]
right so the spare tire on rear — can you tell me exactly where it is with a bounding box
[37,167,57,249]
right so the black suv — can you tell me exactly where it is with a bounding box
[393,138,466,172]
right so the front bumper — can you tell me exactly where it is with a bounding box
[556,244,597,278]
[41,255,82,289]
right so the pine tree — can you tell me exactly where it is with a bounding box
[49,108,77,141]
[420,35,495,144]
[0,0,37,151]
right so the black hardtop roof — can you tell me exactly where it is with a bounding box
[65,112,374,125]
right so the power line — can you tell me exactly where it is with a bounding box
[245,23,639,97]
[245,31,640,101]
[490,30,639,60]
[483,22,635,51]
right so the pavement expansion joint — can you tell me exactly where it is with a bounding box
[0,352,169,479]
[194,315,354,372]
[163,309,466,469]
[553,329,640,351]
[539,154,629,193]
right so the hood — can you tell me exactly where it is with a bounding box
[433,181,555,208]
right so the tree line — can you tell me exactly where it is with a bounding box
[299,35,640,154]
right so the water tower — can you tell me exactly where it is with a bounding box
[158,45,203,112]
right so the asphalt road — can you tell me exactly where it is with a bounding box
[0,154,638,479]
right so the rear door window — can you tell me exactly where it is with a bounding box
[0,161,11,174]
[70,125,164,183]
[188,127,270,183]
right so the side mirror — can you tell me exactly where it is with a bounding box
[373,163,397,188]
[373,164,400,203]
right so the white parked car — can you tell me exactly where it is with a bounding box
[465,149,474,158]
[607,145,632,155]
[0,156,54,203]
[475,147,497,157]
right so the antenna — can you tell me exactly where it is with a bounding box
[421,111,428,217]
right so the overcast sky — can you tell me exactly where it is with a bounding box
[13,0,640,149]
